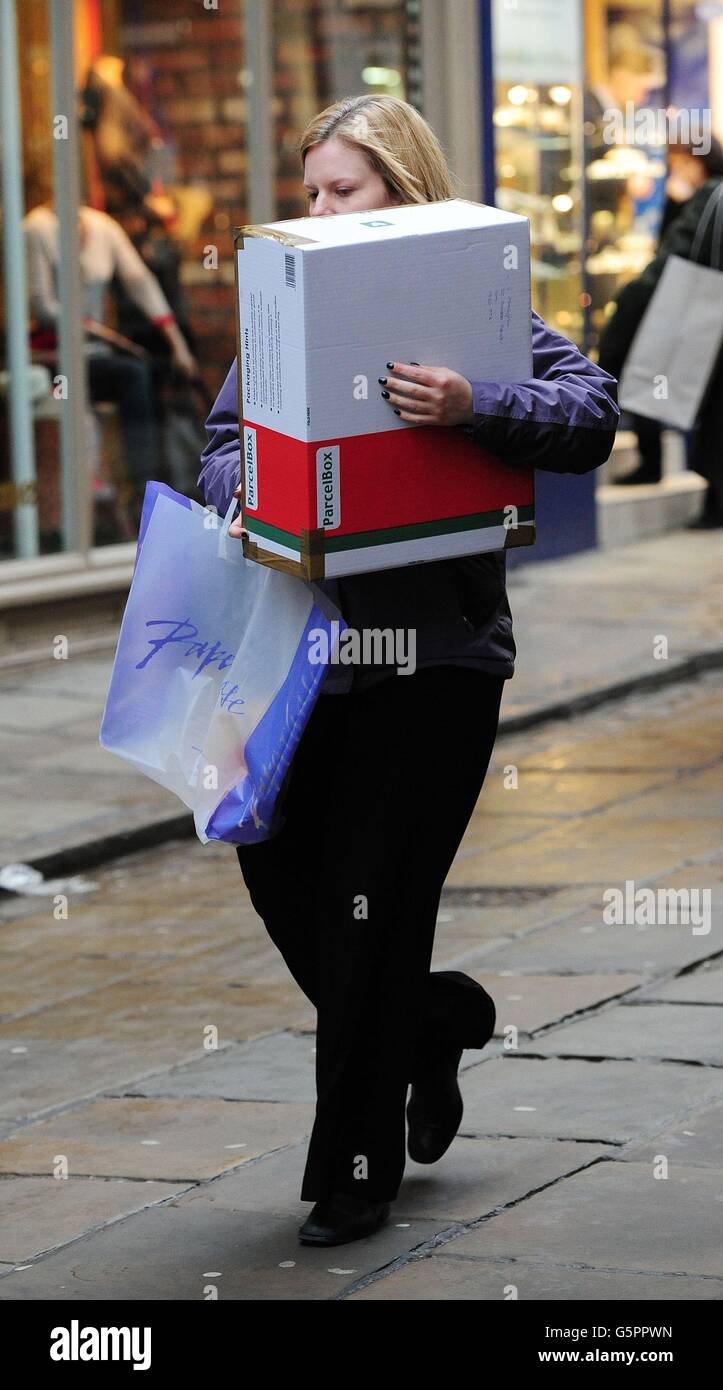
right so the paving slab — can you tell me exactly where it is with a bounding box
[0,1200,447,1301]
[0,952,142,1018]
[502,703,723,773]
[638,964,723,1004]
[171,1131,606,1226]
[468,767,671,821]
[622,1099,723,1170]
[617,764,723,820]
[0,690,101,733]
[450,813,721,889]
[3,976,311,1046]
[579,856,723,907]
[445,816,560,856]
[397,1136,607,1223]
[112,1031,318,1104]
[0,1175,188,1264]
[0,914,247,963]
[458,1056,723,1143]
[467,971,643,1035]
[0,893,265,962]
[0,798,126,844]
[0,1097,314,1181]
[0,1036,192,1121]
[468,912,721,975]
[347,1257,723,1300]
[517,1003,723,1065]
[429,889,594,961]
[445,1161,723,1276]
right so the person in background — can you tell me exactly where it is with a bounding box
[603,135,723,493]
[198,95,619,1248]
[659,133,723,240]
[23,177,197,522]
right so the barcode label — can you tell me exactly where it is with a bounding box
[284,252,296,289]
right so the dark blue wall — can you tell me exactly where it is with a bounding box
[507,469,598,569]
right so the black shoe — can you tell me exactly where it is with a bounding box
[611,462,662,486]
[298,1192,391,1246]
[406,1043,464,1164]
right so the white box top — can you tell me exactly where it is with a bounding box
[242,197,527,250]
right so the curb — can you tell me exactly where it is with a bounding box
[6,645,723,890]
[499,646,723,733]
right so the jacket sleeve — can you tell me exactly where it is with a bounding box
[462,308,619,474]
[197,359,241,515]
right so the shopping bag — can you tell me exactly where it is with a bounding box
[618,182,723,429]
[100,480,344,845]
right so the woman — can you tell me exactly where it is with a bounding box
[606,136,723,490]
[199,95,619,1247]
[23,184,197,522]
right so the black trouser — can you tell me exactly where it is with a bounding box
[87,353,157,505]
[236,665,504,1203]
[631,413,662,477]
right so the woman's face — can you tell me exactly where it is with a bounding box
[303,136,403,216]
[668,150,707,191]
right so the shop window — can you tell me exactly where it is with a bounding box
[1,0,247,560]
[491,0,587,346]
[272,0,415,219]
[583,2,668,355]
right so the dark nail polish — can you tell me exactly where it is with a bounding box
[410,361,419,365]
[377,377,387,385]
[380,389,390,399]
[386,361,395,369]
[393,408,401,415]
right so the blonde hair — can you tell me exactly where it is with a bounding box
[298,94,458,204]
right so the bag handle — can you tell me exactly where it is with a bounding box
[690,180,723,268]
[217,490,243,562]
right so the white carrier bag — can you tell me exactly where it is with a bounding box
[100,481,343,844]
[618,180,723,429]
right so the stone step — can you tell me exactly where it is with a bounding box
[597,426,706,547]
[597,472,706,548]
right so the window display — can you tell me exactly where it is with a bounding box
[491,0,587,344]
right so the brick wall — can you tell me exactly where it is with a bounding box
[119,0,247,401]
[118,0,411,398]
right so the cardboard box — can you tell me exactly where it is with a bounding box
[233,197,534,580]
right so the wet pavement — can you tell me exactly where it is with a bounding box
[0,672,721,1300]
[0,527,721,872]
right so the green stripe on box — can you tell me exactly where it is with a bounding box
[249,505,535,553]
[247,518,302,551]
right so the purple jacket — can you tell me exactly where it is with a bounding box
[198,309,619,693]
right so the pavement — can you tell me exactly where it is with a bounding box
[0,527,721,1301]
[0,527,721,876]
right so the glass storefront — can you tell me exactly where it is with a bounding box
[491,0,586,344]
[2,0,248,563]
[490,0,719,354]
[0,0,420,571]
[272,0,415,220]
[1,0,720,584]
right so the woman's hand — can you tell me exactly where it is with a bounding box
[228,483,248,539]
[378,361,475,427]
